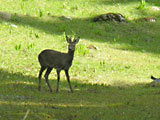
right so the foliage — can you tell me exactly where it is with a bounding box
[139,0,146,9]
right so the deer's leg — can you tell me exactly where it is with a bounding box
[38,66,46,91]
[56,69,61,93]
[65,69,73,93]
[44,67,53,92]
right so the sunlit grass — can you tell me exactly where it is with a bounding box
[0,0,160,119]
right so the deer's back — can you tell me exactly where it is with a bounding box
[38,49,69,69]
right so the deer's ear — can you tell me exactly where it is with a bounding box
[74,37,80,44]
[66,35,71,43]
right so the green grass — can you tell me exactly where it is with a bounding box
[0,0,160,119]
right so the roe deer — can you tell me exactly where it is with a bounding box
[38,35,80,93]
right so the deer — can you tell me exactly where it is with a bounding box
[38,35,80,93]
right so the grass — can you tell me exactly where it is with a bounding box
[0,0,160,119]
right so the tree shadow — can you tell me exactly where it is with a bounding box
[0,11,160,55]
[0,68,160,119]
[147,0,160,6]
[98,0,160,6]
[97,0,138,5]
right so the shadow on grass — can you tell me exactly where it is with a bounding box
[97,0,138,5]
[1,11,160,55]
[0,69,160,119]
[99,0,160,6]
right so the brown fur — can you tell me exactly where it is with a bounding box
[38,36,80,93]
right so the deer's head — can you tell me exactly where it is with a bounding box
[66,35,80,52]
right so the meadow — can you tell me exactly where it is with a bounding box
[0,0,160,119]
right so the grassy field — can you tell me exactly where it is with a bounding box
[0,0,160,119]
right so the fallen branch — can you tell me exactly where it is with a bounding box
[23,109,30,120]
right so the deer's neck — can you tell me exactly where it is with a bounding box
[67,50,75,62]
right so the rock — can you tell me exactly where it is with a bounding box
[65,16,72,20]
[87,44,98,50]
[152,6,160,11]
[136,17,157,22]
[93,13,127,23]
[59,16,72,20]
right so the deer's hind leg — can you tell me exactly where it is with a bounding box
[38,66,46,91]
[44,67,53,92]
